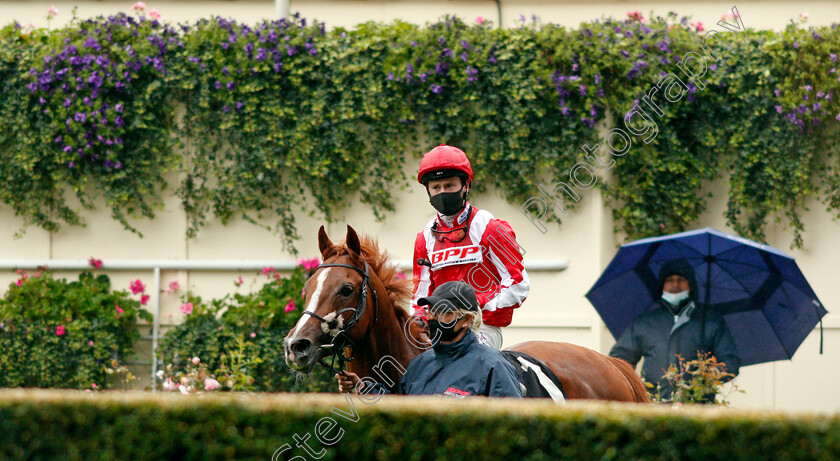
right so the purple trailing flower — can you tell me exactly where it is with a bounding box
[273,62,282,72]
[775,105,783,114]
[561,106,570,116]
[115,104,124,113]
[832,54,838,63]
[621,50,630,58]
[74,112,87,123]
[256,48,268,61]
[387,72,394,81]
[286,46,296,56]
[814,102,822,111]
[115,116,124,127]
[430,84,443,94]
[817,91,826,99]
[836,113,840,121]
[438,36,445,46]
[215,80,222,90]
[63,145,73,153]
[594,74,600,85]
[590,107,597,117]
[236,102,244,111]
[68,161,75,168]
[411,41,418,47]
[55,136,63,144]
[221,42,230,50]
[774,89,781,97]
[227,81,236,90]
[579,85,586,95]
[466,66,478,83]
[488,54,497,65]
[419,73,427,82]
[804,85,813,92]
[223,106,230,113]
[115,161,122,170]
[793,42,799,49]
[27,82,37,93]
[460,52,468,62]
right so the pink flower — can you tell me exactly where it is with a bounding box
[132,2,146,12]
[92,383,98,389]
[149,9,161,19]
[262,266,275,275]
[218,326,223,331]
[721,11,739,21]
[300,288,306,298]
[297,258,320,271]
[166,279,180,294]
[15,279,22,287]
[180,302,193,315]
[284,301,296,313]
[130,279,146,294]
[234,276,243,287]
[191,357,200,365]
[693,21,704,32]
[47,6,58,19]
[89,340,94,346]
[627,10,643,21]
[140,294,150,305]
[88,257,103,269]
[250,332,256,338]
[476,16,485,24]
[56,325,66,336]
[116,304,123,318]
[799,12,809,21]
[204,378,221,391]
[162,378,177,391]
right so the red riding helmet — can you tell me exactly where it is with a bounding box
[417,145,474,185]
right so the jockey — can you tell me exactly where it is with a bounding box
[410,144,530,350]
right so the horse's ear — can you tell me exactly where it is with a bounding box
[345,225,363,256]
[318,225,333,258]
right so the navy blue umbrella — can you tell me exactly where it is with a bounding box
[586,228,827,366]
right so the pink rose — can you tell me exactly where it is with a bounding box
[627,10,643,21]
[191,357,200,365]
[204,378,221,391]
[88,257,103,269]
[262,266,275,275]
[163,378,178,391]
[234,276,244,286]
[47,6,58,19]
[140,294,150,305]
[56,325,66,336]
[149,9,161,19]
[15,279,22,287]
[92,383,98,389]
[130,279,145,294]
[180,302,193,315]
[693,21,704,32]
[250,332,256,338]
[166,279,180,294]
[116,305,124,314]
[89,340,94,346]
[132,2,146,12]
[476,16,485,24]
[284,301,296,313]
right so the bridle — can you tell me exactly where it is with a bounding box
[301,259,379,376]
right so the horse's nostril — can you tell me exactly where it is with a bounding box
[291,339,312,356]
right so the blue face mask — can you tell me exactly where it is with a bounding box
[661,290,690,306]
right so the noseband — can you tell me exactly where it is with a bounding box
[301,260,379,375]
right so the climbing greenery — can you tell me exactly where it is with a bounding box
[0,11,838,251]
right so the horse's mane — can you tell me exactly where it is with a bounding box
[322,235,414,323]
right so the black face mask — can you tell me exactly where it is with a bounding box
[428,318,463,343]
[429,189,466,216]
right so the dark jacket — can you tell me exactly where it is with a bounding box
[378,330,522,397]
[609,259,740,398]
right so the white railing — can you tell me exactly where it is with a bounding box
[0,258,568,384]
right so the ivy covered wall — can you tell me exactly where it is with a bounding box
[1,10,837,254]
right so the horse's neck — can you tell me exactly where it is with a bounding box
[347,300,422,389]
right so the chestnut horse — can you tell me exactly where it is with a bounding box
[283,225,648,402]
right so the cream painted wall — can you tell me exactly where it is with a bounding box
[0,0,838,411]
[3,1,839,30]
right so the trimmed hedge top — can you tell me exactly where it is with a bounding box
[1,390,839,460]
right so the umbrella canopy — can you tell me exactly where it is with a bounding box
[586,228,827,366]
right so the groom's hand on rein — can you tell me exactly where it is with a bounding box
[336,371,361,393]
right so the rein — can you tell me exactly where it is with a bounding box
[301,261,379,376]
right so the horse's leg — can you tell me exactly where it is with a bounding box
[506,341,649,402]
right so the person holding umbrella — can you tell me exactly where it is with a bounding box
[609,259,741,400]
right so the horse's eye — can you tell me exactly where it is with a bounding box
[339,285,354,297]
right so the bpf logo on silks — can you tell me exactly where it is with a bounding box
[429,245,483,271]
[443,387,471,398]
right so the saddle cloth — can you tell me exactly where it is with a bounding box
[502,350,567,404]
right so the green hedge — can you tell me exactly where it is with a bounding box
[0,390,838,460]
[0,271,151,389]
[156,265,333,393]
[1,12,839,252]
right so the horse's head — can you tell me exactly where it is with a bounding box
[283,225,380,372]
